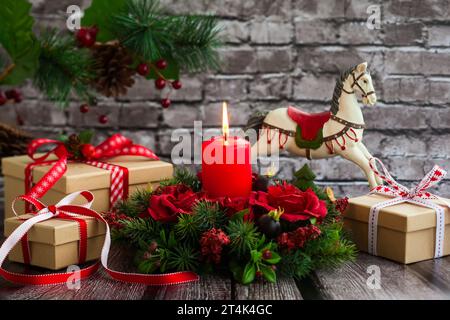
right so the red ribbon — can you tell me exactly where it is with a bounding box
[0,191,198,286]
[24,134,159,211]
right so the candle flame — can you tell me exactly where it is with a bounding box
[222,101,229,144]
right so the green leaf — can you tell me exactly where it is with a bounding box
[310,217,317,225]
[264,251,281,265]
[78,130,94,144]
[260,264,276,283]
[81,0,127,42]
[230,209,249,223]
[250,250,262,263]
[146,57,180,80]
[57,134,69,143]
[242,263,256,285]
[0,0,39,85]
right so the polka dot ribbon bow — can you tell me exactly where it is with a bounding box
[25,134,159,210]
[0,191,198,285]
[368,157,450,258]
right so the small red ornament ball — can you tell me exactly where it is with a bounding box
[76,27,96,47]
[172,80,182,90]
[5,89,22,103]
[161,98,171,108]
[79,104,89,113]
[81,144,97,159]
[137,63,149,76]
[98,114,108,124]
[262,249,272,260]
[155,78,166,90]
[155,59,167,69]
[0,91,7,105]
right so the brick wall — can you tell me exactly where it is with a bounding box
[1,0,450,202]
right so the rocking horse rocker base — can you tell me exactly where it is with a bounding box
[247,62,382,188]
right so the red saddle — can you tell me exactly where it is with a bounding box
[287,106,331,141]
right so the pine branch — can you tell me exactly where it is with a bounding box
[33,29,96,107]
[114,188,153,217]
[114,217,162,248]
[111,0,221,72]
[159,167,201,191]
[226,220,261,259]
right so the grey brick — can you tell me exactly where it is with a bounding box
[205,77,248,102]
[118,102,160,128]
[160,0,206,14]
[429,107,450,129]
[384,0,449,22]
[205,0,291,19]
[293,0,346,19]
[385,50,450,75]
[219,47,257,74]
[293,74,335,101]
[30,0,88,14]
[163,104,202,128]
[249,75,292,100]
[429,80,450,105]
[220,20,249,44]
[68,101,120,128]
[428,26,450,46]
[338,22,382,45]
[169,77,203,102]
[363,105,429,130]
[256,47,293,73]
[383,22,424,45]
[0,101,66,127]
[428,134,450,158]
[250,20,293,44]
[294,20,338,44]
[124,77,161,100]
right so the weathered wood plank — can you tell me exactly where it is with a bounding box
[152,275,232,300]
[309,253,450,300]
[408,257,450,295]
[0,245,148,300]
[234,277,303,300]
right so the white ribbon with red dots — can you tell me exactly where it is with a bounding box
[368,158,450,258]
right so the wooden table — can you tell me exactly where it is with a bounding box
[1,246,450,300]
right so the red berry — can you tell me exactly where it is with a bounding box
[81,144,97,159]
[89,26,99,37]
[76,28,96,47]
[155,78,166,90]
[137,63,149,76]
[161,98,171,108]
[256,270,263,278]
[98,114,108,124]
[0,92,7,105]
[5,89,22,102]
[79,104,89,113]
[155,59,167,69]
[172,80,182,90]
[262,249,272,260]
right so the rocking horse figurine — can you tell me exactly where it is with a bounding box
[246,62,382,188]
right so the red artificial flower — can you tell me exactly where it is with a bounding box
[102,212,131,229]
[147,184,199,222]
[250,182,327,222]
[277,224,321,250]
[200,228,230,264]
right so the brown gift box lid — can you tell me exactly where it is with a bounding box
[345,194,450,233]
[4,214,106,246]
[1,154,173,193]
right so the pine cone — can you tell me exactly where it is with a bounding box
[0,123,32,168]
[91,42,136,97]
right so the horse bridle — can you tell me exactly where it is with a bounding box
[342,72,375,98]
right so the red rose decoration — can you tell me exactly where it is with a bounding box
[147,184,199,222]
[250,182,327,222]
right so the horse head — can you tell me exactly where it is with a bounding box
[351,62,377,106]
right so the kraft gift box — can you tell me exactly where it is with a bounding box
[344,194,450,264]
[2,155,173,219]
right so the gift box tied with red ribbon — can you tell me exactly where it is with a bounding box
[2,134,174,219]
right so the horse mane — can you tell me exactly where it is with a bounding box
[330,64,359,115]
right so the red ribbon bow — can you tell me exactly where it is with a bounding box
[25,134,159,210]
[0,191,199,286]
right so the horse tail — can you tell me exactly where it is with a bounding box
[244,110,268,136]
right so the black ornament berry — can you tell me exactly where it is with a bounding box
[155,59,167,69]
[253,175,269,192]
[258,209,283,238]
[79,104,89,113]
[161,98,171,108]
[172,80,182,90]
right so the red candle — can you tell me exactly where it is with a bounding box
[202,103,252,198]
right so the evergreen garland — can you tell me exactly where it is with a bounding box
[112,164,356,285]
